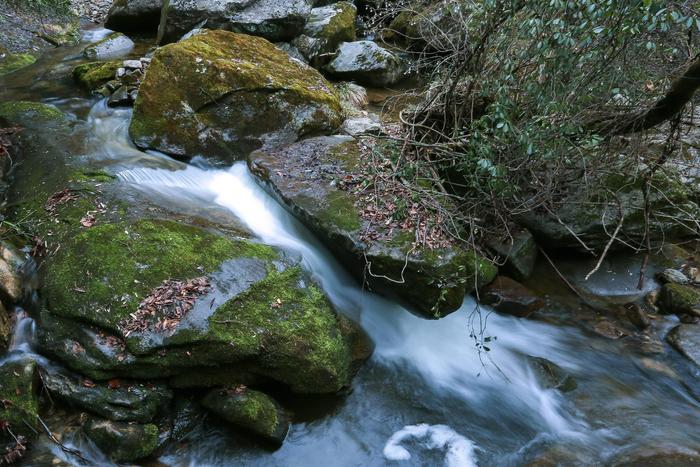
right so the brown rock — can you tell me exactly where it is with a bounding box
[479,276,544,317]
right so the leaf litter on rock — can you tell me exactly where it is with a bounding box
[120,277,212,337]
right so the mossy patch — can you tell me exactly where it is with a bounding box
[130,29,342,161]
[0,53,36,77]
[0,101,64,126]
[0,357,40,441]
[44,219,276,332]
[72,61,121,90]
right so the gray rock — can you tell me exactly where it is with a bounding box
[527,356,577,392]
[122,59,143,70]
[293,2,356,67]
[107,85,131,107]
[488,229,537,281]
[325,41,405,87]
[40,366,172,422]
[480,276,544,318]
[659,268,690,285]
[82,33,135,60]
[160,0,312,44]
[275,42,308,63]
[667,324,700,367]
[105,0,163,33]
[341,115,382,136]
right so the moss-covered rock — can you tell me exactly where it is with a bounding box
[72,61,121,90]
[160,0,312,44]
[0,101,66,128]
[0,53,36,77]
[83,418,159,463]
[293,2,357,67]
[249,135,496,318]
[201,387,290,444]
[82,33,135,60]
[40,366,172,422]
[37,217,364,393]
[130,30,343,162]
[520,171,700,252]
[658,283,700,316]
[0,357,40,441]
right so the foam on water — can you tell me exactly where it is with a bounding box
[383,424,479,467]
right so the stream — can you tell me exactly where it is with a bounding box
[3,27,700,467]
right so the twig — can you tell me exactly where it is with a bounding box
[584,195,625,281]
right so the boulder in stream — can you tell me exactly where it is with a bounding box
[293,2,357,67]
[130,30,342,162]
[105,0,164,33]
[201,386,290,444]
[82,32,135,60]
[324,41,406,87]
[159,0,312,44]
[248,135,496,318]
[658,283,700,316]
[72,61,121,91]
[37,219,367,393]
[480,276,544,318]
[83,418,159,463]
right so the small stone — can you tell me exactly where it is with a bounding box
[624,303,650,330]
[122,59,142,70]
[528,356,577,392]
[658,268,689,285]
[115,67,126,78]
[593,320,627,339]
[341,116,382,136]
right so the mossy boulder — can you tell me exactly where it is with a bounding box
[105,0,163,33]
[41,366,172,422]
[159,0,312,44]
[488,229,537,281]
[0,101,66,128]
[201,387,290,444]
[72,61,121,91]
[0,53,36,77]
[324,41,406,87]
[658,283,700,316]
[83,418,159,463]
[130,30,343,162]
[293,2,357,67]
[0,357,40,441]
[38,219,365,393]
[520,171,700,252]
[248,135,496,318]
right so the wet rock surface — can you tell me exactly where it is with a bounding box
[82,32,135,60]
[480,276,544,318]
[249,135,496,318]
[201,387,290,444]
[666,324,700,367]
[83,418,159,463]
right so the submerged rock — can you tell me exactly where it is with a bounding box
[130,30,342,162]
[160,0,312,44]
[0,356,40,441]
[105,0,164,33]
[201,387,290,444]
[40,366,172,422]
[37,219,364,393]
[82,32,135,60]
[248,135,496,318]
[667,324,700,367]
[0,53,36,77]
[325,41,405,87]
[479,276,544,318]
[83,418,159,463]
[527,356,577,392]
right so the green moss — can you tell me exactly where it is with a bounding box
[0,357,40,440]
[130,30,342,160]
[72,61,121,90]
[84,419,159,463]
[316,2,356,43]
[659,283,700,315]
[317,191,362,232]
[201,388,288,442]
[0,101,64,126]
[45,219,277,332]
[0,53,36,77]
[209,266,351,392]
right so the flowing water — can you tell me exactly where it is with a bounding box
[5,28,700,467]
